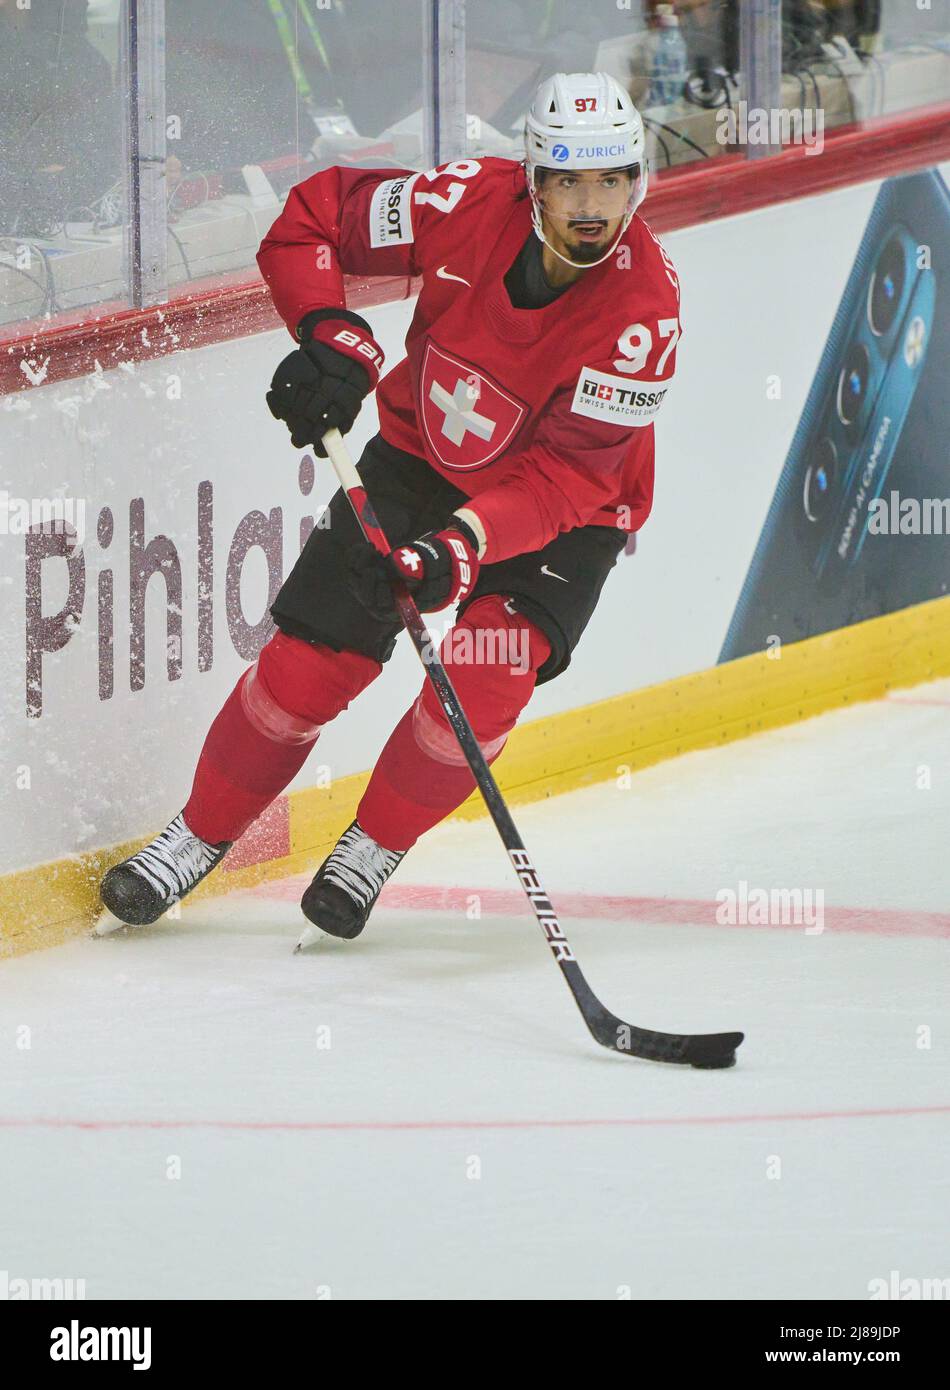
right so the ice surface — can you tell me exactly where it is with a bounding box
[1,682,948,1299]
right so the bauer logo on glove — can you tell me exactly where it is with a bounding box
[348,520,481,618]
[266,308,385,457]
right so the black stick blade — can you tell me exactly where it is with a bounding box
[682,1031,745,1069]
[587,1006,744,1068]
[565,962,744,1068]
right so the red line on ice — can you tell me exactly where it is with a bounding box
[239,877,950,938]
[1,1105,949,1134]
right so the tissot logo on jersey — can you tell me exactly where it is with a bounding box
[571,367,671,425]
[369,174,418,248]
[585,380,667,408]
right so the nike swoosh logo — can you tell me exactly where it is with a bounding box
[540,565,569,582]
[436,265,471,286]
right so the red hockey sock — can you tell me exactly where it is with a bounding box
[357,596,551,852]
[184,630,380,845]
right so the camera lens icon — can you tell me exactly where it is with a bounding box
[868,236,906,337]
[803,438,838,524]
[836,344,870,427]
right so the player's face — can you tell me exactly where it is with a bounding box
[536,168,634,264]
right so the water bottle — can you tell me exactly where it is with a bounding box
[648,5,689,109]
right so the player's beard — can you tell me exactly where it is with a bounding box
[563,219,611,264]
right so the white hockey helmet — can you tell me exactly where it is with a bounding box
[524,71,648,268]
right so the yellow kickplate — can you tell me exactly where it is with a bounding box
[3,594,949,957]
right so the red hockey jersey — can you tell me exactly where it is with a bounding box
[258,157,681,563]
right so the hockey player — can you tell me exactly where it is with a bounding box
[100,71,681,943]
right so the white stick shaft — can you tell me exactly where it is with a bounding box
[321,428,361,491]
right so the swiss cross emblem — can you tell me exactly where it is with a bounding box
[597,384,613,400]
[419,341,527,472]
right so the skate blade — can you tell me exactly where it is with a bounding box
[294,924,330,954]
[92,907,128,937]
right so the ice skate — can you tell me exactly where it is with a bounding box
[295,820,406,950]
[97,813,232,932]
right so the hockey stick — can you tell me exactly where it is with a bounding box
[320,428,744,1069]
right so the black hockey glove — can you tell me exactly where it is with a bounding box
[266,309,384,457]
[347,520,481,620]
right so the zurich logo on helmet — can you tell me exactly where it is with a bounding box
[551,144,570,162]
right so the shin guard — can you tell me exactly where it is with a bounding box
[357,597,551,851]
[184,630,380,845]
